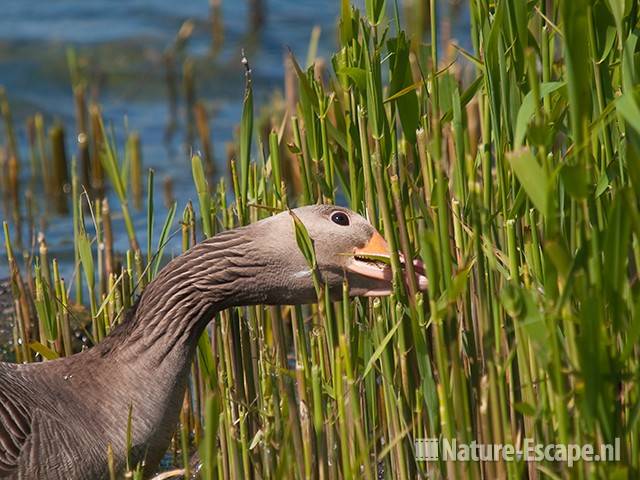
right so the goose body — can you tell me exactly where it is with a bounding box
[0,294,206,479]
[0,350,182,479]
[0,206,427,479]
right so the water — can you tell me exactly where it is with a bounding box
[0,0,471,279]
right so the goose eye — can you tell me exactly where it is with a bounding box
[330,211,350,226]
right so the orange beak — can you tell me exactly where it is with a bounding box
[347,230,428,296]
[353,230,390,258]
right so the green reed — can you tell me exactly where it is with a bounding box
[2,0,640,478]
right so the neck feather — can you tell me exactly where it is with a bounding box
[94,228,264,361]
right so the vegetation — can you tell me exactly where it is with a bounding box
[2,0,640,478]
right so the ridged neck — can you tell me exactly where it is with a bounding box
[93,227,263,363]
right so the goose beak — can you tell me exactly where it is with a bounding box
[346,231,429,297]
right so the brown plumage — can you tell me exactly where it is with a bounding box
[0,205,427,479]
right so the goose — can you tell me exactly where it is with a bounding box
[0,205,427,479]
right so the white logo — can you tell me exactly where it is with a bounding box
[415,438,620,467]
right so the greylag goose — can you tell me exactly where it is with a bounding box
[0,205,427,479]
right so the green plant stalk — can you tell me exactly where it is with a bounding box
[289,308,313,478]
[52,260,73,357]
[33,264,51,346]
[268,130,283,203]
[345,111,359,211]
[334,345,352,478]
[372,304,409,480]
[339,334,372,479]
[357,107,377,226]
[146,169,154,283]
[192,155,212,237]
[319,111,334,202]
[291,116,313,204]
[239,55,254,223]
[179,399,191,478]
[98,117,140,254]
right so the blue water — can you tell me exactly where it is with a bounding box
[0,0,470,278]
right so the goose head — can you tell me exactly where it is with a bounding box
[226,205,428,305]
